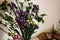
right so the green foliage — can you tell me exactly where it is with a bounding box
[28,16,32,20]
[35,14,47,23]
[28,3,33,6]
[40,14,47,17]
[4,14,13,22]
[35,15,43,22]
[14,29,20,34]
[26,6,32,12]
[0,0,7,11]
[41,19,45,23]
[19,2,23,11]
[10,24,14,30]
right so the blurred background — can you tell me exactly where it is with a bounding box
[0,0,60,40]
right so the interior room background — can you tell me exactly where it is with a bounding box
[0,0,60,40]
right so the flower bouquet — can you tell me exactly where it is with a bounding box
[0,0,46,40]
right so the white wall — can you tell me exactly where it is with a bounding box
[32,0,60,37]
[0,0,60,40]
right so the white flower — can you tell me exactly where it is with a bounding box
[5,12,15,18]
[32,19,38,24]
[2,19,8,24]
[5,12,10,15]
[2,19,11,28]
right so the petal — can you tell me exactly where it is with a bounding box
[15,17,21,25]
[16,9,22,16]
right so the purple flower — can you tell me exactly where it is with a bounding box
[21,19,28,25]
[16,9,22,16]
[21,19,26,24]
[15,17,21,25]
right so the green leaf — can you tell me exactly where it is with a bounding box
[28,2,33,6]
[41,19,45,23]
[19,2,23,11]
[10,24,14,30]
[26,6,32,12]
[35,16,45,23]
[4,14,13,22]
[26,6,32,10]
[28,15,32,20]
[35,16,43,22]
[40,14,47,17]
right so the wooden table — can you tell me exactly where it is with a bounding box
[37,32,60,40]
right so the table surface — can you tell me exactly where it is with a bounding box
[37,32,60,40]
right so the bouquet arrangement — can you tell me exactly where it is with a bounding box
[0,0,46,40]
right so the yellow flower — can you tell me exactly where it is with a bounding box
[8,32,16,37]
[27,20,33,24]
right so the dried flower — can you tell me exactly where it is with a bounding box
[32,5,39,14]
[11,2,17,9]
